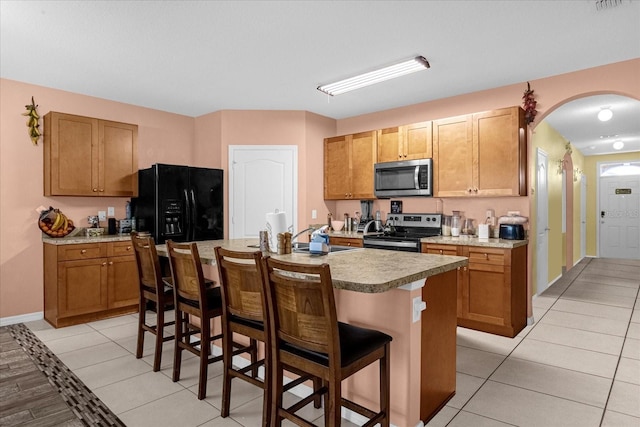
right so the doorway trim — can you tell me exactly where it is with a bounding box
[536,148,550,297]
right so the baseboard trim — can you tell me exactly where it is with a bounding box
[0,311,44,327]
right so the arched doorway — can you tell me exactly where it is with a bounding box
[532,93,640,293]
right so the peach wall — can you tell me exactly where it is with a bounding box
[0,78,195,320]
[193,110,336,238]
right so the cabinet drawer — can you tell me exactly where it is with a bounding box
[423,244,458,256]
[58,243,106,261]
[467,248,505,266]
[108,241,135,257]
[329,237,363,247]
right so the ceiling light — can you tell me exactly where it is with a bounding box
[317,56,430,96]
[597,107,613,121]
[613,140,624,150]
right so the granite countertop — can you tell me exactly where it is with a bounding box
[155,238,468,294]
[422,235,528,249]
[42,230,133,245]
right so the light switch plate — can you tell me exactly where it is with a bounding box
[98,210,106,221]
[312,209,317,219]
[107,206,115,217]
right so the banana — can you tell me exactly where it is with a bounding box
[51,212,63,231]
[61,215,69,233]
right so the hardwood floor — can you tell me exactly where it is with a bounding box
[0,323,124,427]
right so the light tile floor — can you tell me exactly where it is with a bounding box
[24,257,639,427]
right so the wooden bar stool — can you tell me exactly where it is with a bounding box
[131,232,175,372]
[167,241,254,400]
[166,240,225,400]
[261,257,392,427]
[214,248,268,423]
[214,247,321,425]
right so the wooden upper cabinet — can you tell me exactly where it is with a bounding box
[44,112,138,197]
[324,135,352,200]
[350,131,376,199]
[433,107,526,197]
[401,121,432,160]
[433,114,474,197]
[473,107,527,196]
[324,131,376,200]
[377,122,432,163]
[376,127,401,163]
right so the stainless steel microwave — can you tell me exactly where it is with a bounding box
[374,158,433,198]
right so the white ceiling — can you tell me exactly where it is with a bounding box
[2,0,639,156]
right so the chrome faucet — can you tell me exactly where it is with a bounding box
[291,226,316,243]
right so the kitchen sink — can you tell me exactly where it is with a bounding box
[292,242,359,254]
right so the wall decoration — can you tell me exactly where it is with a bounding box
[522,82,538,125]
[22,96,41,145]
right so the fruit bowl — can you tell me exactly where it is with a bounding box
[38,206,75,238]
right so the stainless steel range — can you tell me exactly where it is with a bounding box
[363,213,442,252]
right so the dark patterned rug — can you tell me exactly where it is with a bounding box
[0,323,126,427]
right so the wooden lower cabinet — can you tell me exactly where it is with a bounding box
[422,242,527,337]
[328,236,363,247]
[44,241,139,327]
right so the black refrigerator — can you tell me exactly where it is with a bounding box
[131,164,223,244]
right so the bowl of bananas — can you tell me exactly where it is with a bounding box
[38,206,75,238]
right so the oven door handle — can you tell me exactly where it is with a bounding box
[364,240,418,248]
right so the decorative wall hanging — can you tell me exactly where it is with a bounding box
[22,96,41,145]
[522,82,538,125]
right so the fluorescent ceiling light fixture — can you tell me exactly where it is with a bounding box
[613,140,624,150]
[598,107,613,121]
[317,56,430,96]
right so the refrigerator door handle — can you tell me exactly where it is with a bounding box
[190,189,197,241]
[184,189,191,241]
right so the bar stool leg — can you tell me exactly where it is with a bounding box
[136,297,146,359]
[197,317,211,400]
[153,308,165,372]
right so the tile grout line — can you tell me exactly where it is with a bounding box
[598,277,640,427]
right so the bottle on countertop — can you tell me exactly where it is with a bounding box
[125,201,132,219]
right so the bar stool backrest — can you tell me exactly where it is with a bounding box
[214,247,264,322]
[166,241,207,308]
[261,257,340,368]
[131,232,163,294]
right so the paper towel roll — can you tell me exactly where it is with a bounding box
[266,211,287,253]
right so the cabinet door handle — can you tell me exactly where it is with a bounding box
[108,261,113,265]
[439,249,443,254]
[474,188,479,193]
[102,262,107,266]
[484,253,489,260]
[93,188,98,192]
[126,246,132,251]
[467,188,472,193]
[463,266,467,271]
[99,189,104,192]
[80,249,87,254]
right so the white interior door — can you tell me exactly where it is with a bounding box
[536,149,550,295]
[599,174,640,259]
[229,146,297,239]
[580,175,587,259]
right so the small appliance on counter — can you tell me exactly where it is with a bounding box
[499,224,525,240]
[355,200,374,232]
[497,212,528,240]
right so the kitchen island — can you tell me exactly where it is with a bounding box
[156,238,468,427]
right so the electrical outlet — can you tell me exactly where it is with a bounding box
[107,206,115,217]
[311,209,317,219]
[98,210,107,221]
